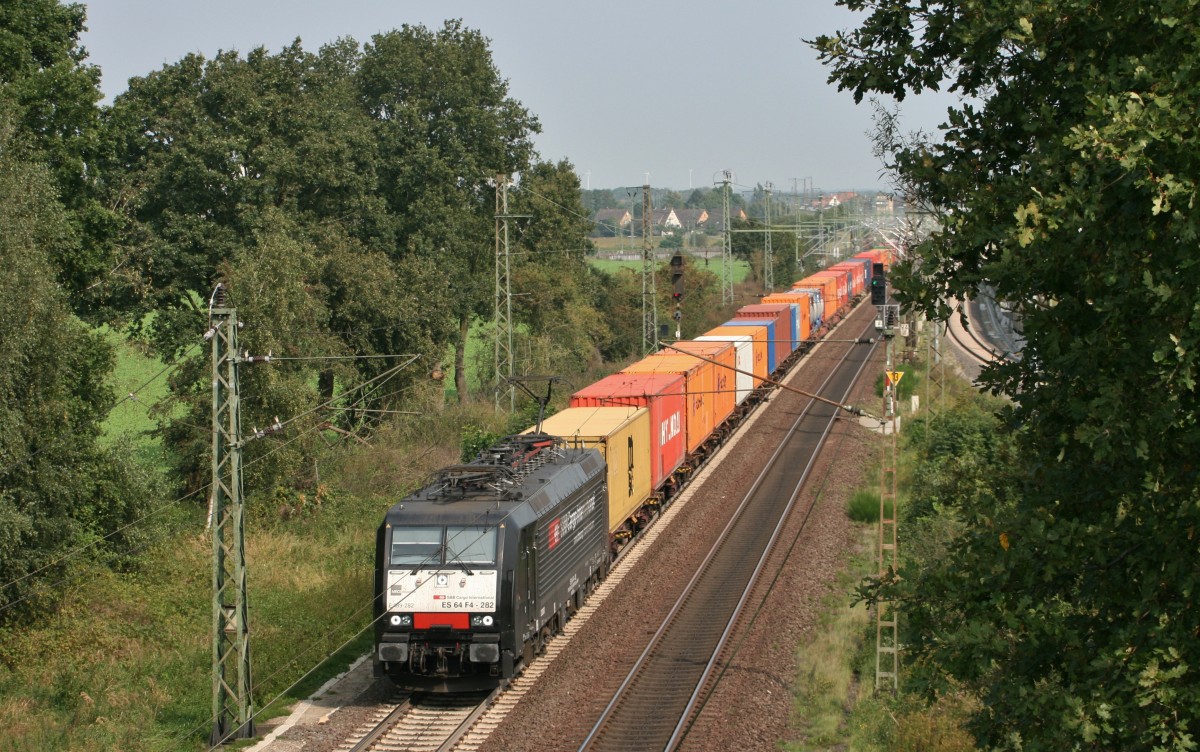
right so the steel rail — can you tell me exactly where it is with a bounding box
[666,322,877,750]
[347,696,413,752]
[346,688,497,752]
[578,313,878,752]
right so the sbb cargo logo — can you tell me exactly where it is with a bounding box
[548,494,598,551]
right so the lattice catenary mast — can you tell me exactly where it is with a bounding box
[208,285,254,744]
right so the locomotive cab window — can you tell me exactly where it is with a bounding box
[390,526,497,567]
[390,526,442,566]
[446,526,497,565]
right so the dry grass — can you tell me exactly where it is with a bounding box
[787,528,874,749]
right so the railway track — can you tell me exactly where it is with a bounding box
[337,689,496,752]
[262,302,875,752]
[946,298,1020,371]
[577,316,879,752]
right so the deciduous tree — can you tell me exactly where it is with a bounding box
[816,2,1200,748]
[0,0,115,309]
[357,21,539,402]
[0,121,157,622]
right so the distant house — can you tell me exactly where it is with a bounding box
[811,191,859,210]
[651,208,682,232]
[593,208,632,236]
[675,208,709,231]
[700,207,747,233]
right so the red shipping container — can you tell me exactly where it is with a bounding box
[570,372,687,490]
[830,262,865,296]
[735,303,793,366]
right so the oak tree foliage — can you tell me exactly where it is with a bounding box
[816,2,1200,748]
[0,122,157,623]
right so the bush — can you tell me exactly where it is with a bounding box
[847,489,893,522]
[874,364,919,401]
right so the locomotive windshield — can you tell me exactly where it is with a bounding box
[390,526,442,565]
[390,526,497,567]
[446,526,497,565]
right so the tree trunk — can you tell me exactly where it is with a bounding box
[318,369,335,407]
[455,313,469,404]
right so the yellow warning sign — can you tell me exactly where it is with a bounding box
[886,371,904,387]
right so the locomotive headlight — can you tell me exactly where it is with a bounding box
[389,614,412,627]
[482,615,494,627]
[470,614,495,627]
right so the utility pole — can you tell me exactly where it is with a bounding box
[641,183,658,354]
[208,284,254,745]
[763,182,774,293]
[793,178,802,266]
[720,170,733,305]
[494,174,515,411]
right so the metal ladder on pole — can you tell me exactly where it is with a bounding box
[876,306,900,692]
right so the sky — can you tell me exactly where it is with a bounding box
[80,0,956,193]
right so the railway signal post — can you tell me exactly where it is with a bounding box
[208,285,255,743]
[874,269,901,693]
[642,183,658,354]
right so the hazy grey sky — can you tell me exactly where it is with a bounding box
[81,1,954,192]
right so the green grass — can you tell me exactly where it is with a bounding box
[785,529,875,750]
[0,491,382,751]
[588,256,751,283]
[98,327,176,466]
[847,489,893,523]
[0,399,516,752]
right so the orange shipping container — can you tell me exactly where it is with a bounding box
[667,341,737,428]
[760,291,813,341]
[704,324,769,386]
[794,275,839,314]
[622,353,716,453]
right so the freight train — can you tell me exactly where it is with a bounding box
[372,249,891,690]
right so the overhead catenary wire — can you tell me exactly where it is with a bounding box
[0,352,425,600]
[656,341,875,421]
[187,439,579,748]
[0,341,202,477]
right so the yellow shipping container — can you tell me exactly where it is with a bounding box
[530,407,653,535]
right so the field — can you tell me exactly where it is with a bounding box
[98,327,174,462]
[588,254,751,284]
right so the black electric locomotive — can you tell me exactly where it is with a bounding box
[373,433,609,691]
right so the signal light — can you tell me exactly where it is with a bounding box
[870,263,887,305]
[670,253,684,302]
